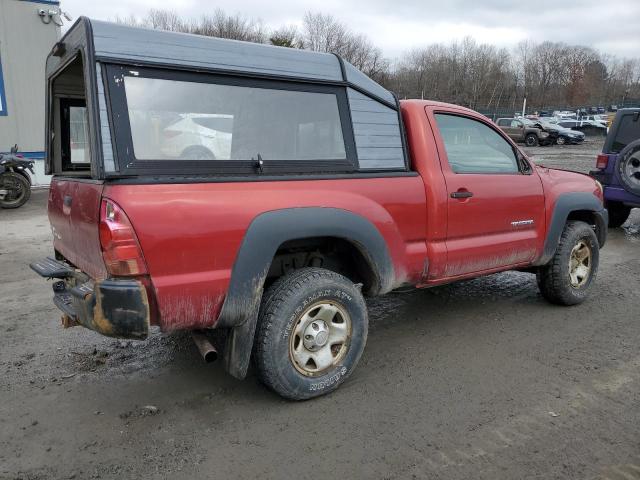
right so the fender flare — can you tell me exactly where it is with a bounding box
[535,192,608,266]
[219,207,395,379]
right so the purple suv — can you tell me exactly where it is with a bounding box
[590,109,640,227]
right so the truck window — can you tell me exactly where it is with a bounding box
[123,76,347,163]
[434,113,519,174]
[611,113,640,153]
[49,55,91,174]
[60,98,90,169]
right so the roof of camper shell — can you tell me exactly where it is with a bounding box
[74,18,396,106]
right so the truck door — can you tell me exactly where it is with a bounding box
[429,110,545,278]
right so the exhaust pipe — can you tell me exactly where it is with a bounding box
[191,330,218,363]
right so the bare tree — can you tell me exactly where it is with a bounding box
[190,9,266,43]
[114,8,640,110]
[269,25,301,48]
[299,12,389,81]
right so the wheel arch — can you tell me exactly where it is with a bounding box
[218,207,395,379]
[535,192,607,266]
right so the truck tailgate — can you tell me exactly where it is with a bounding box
[48,178,108,280]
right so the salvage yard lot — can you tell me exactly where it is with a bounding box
[1,139,639,480]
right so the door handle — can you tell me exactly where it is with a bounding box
[450,190,473,199]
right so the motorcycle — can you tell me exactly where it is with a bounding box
[0,145,34,209]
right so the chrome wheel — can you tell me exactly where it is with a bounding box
[569,240,591,288]
[289,301,351,376]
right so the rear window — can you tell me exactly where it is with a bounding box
[610,113,640,153]
[109,69,355,174]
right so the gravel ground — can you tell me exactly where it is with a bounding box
[1,139,639,480]
[523,137,604,173]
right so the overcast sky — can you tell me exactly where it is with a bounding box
[59,0,640,60]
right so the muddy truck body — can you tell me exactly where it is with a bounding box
[32,18,608,399]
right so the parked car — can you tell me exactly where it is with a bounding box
[582,115,608,126]
[531,119,585,145]
[31,18,608,400]
[590,108,640,227]
[597,107,606,114]
[495,118,551,146]
[159,113,233,160]
[609,105,618,112]
[558,119,607,136]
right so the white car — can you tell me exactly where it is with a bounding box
[161,114,233,160]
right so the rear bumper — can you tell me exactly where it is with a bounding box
[30,257,149,339]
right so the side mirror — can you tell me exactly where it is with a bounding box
[516,151,532,174]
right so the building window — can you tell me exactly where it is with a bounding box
[0,55,7,116]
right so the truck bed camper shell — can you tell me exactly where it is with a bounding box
[45,17,407,178]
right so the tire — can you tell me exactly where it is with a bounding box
[537,220,599,306]
[555,136,567,145]
[181,146,216,160]
[525,134,539,147]
[0,172,31,209]
[254,267,368,400]
[606,201,631,228]
[616,139,640,196]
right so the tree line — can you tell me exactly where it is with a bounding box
[117,9,640,113]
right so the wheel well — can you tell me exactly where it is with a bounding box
[266,237,379,295]
[567,210,605,245]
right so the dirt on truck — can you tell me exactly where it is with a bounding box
[32,17,608,400]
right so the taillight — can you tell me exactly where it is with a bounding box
[99,199,147,276]
[596,154,609,169]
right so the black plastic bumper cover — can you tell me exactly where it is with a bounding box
[31,258,149,339]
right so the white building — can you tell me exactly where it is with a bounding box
[0,0,61,185]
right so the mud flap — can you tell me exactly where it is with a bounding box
[223,304,260,379]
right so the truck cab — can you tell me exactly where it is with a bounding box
[32,18,608,400]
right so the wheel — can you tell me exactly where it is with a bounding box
[254,267,368,400]
[555,136,567,145]
[181,146,216,160]
[606,201,631,228]
[616,139,640,196]
[537,221,599,305]
[525,134,539,147]
[0,172,30,209]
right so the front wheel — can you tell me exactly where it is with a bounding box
[525,134,539,147]
[537,220,599,305]
[254,268,368,400]
[555,136,567,145]
[0,172,30,209]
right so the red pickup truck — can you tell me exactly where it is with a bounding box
[32,19,607,399]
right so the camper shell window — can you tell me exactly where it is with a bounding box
[49,55,91,174]
[105,65,358,176]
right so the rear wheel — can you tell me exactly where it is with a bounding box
[537,221,599,305]
[606,201,631,228]
[0,172,30,209]
[525,134,539,147]
[254,267,368,400]
[616,140,640,196]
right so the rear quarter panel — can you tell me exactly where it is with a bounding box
[103,177,427,331]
